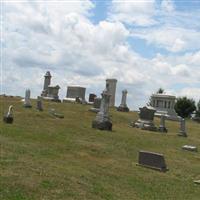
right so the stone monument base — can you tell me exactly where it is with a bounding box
[117,106,129,112]
[92,120,112,131]
[158,126,168,133]
[3,116,13,124]
[89,108,100,113]
[178,132,187,137]
[134,119,157,131]
[24,104,32,108]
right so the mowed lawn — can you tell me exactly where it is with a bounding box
[0,97,200,200]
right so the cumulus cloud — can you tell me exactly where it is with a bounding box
[132,26,200,52]
[108,0,157,26]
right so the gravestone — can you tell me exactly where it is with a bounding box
[66,86,86,101]
[194,180,200,185]
[3,105,14,124]
[89,97,101,113]
[89,93,97,103]
[117,89,129,112]
[24,89,32,108]
[36,96,43,111]
[92,88,112,130]
[134,106,157,131]
[182,145,197,152]
[49,109,64,118]
[137,151,168,172]
[158,115,168,133]
[178,118,187,137]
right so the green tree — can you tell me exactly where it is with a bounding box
[174,97,196,118]
[157,88,164,94]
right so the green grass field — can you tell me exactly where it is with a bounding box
[0,97,200,200]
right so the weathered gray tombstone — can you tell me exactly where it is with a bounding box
[117,89,129,112]
[36,96,43,111]
[182,145,197,152]
[134,106,157,131]
[178,118,187,137]
[24,89,32,108]
[92,87,112,131]
[49,108,64,119]
[158,115,168,133]
[75,96,81,103]
[3,105,14,124]
[137,151,168,172]
[89,97,101,113]
[89,93,97,103]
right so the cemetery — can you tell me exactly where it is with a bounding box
[0,86,200,199]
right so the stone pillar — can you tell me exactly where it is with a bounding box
[24,89,32,108]
[106,79,117,107]
[117,89,129,112]
[158,115,167,133]
[41,71,51,97]
[92,88,112,130]
[178,118,187,137]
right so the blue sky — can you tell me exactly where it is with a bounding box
[1,0,200,109]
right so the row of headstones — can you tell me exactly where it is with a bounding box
[91,86,187,137]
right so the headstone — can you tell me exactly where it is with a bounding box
[158,115,168,133]
[178,118,187,137]
[3,105,14,124]
[36,96,43,111]
[134,106,157,131]
[89,97,101,113]
[137,151,168,172]
[24,89,32,108]
[194,180,200,185]
[117,89,129,112]
[182,145,197,152]
[46,85,61,102]
[49,109,64,118]
[66,86,86,101]
[89,93,97,103]
[75,96,81,103]
[92,88,112,131]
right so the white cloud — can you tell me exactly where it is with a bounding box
[132,26,200,52]
[108,0,157,26]
[161,0,175,13]
[178,88,200,102]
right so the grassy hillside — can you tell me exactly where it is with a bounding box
[0,97,200,200]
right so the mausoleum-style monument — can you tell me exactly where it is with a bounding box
[106,79,117,107]
[41,71,60,102]
[92,87,112,131]
[150,93,179,120]
[117,89,129,112]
